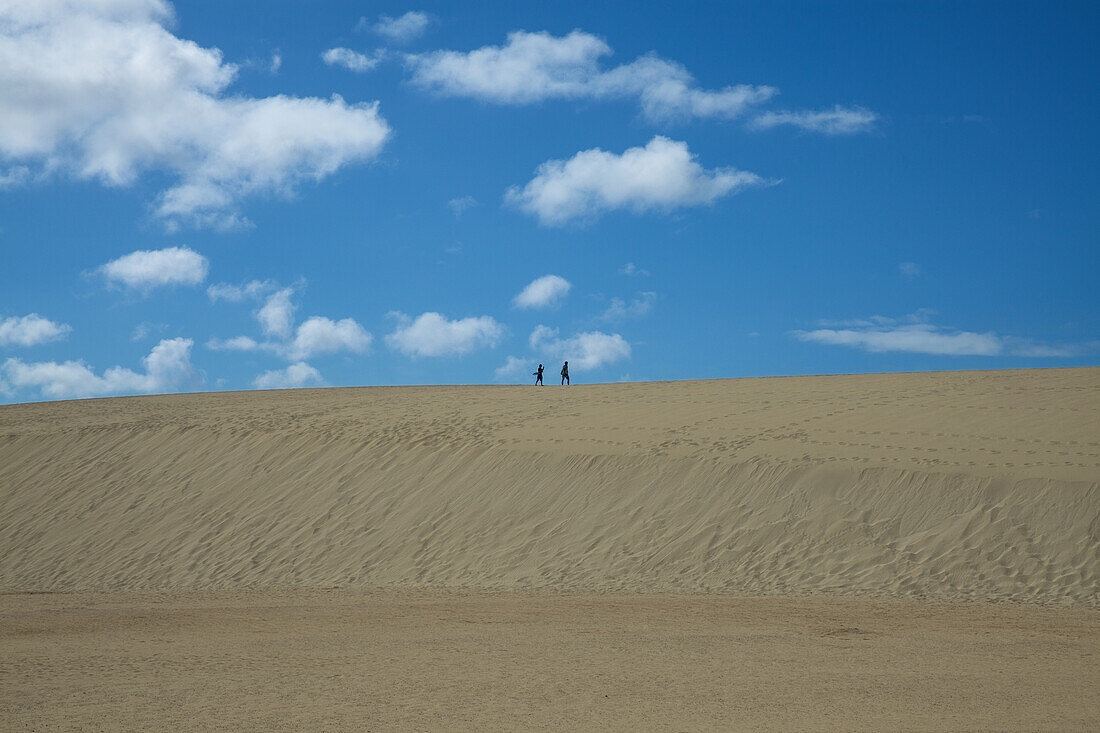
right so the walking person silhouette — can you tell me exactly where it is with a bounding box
[533,363,544,385]
[560,361,569,385]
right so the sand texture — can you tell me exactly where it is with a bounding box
[3,590,1097,732]
[2,367,1097,603]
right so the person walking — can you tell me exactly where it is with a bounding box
[560,361,569,386]
[533,363,544,385]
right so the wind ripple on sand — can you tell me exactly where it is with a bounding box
[1,368,1097,603]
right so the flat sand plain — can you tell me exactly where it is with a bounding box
[3,590,1097,731]
[2,368,1098,729]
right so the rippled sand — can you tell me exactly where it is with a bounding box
[2,368,1096,601]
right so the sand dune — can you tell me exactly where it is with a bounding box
[2,367,1097,603]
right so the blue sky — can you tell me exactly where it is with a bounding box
[1,0,1097,402]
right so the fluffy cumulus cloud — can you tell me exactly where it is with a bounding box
[386,312,503,357]
[0,313,71,347]
[287,316,372,361]
[407,30,775,122]
[207,283,371,362]
[372,11,431,43]
[750,106,878,135]
[493,355,529,381]
[322,47,386,73]
[3,337,198,400]
[0,0,391,228]
[507,136,763,225]
[99,246,208,291]
[513,274,572,309]
[529,326,631,370]
[256,288,297,339]
[792,314,1083,357]
[253,362,324,389]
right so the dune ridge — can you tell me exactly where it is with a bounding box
[2,368,1097,603]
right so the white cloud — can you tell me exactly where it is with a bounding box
[507,136,763,225]
[409,30,611,104]
[0,0,391,228]
[130,321,165,341]
[750,106,878,135]
[256,288,297,339]
[287,316,372,360]
[99,246,208,291]
[3,337,198,400]
[407,30,775,122]
[528,324,558,350]
[386,311,503,357]
[513,274,572,309]
[448,195,477,216]
[373,11,431,43]
[619,262,649,277]
[0,313,71,347]
[493,355,530,381]
[601,291,656,321]
[595,55,776,122]
[529,326,631,370]
[253,362,324,389]
[499,326,631,380]
[795,324,1002,356]
[899,262,921,277]
[209,284,372,362]
[206,279,278,302]
[322,47,386,72]
[792,313,1085,358]
[206,335,261,352]
[241,50,282,75]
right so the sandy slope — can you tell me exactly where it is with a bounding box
[1,368,1097,602]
